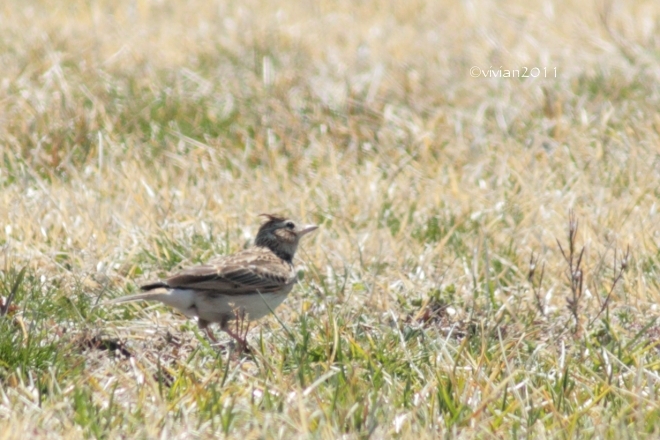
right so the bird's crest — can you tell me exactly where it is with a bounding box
[258,213,287,226]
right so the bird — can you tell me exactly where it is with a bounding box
[107,214,318,349]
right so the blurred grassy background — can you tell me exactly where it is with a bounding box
[2,0,660,438]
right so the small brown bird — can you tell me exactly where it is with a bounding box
[108,214,318,348]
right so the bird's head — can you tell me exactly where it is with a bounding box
[255,214,318,261]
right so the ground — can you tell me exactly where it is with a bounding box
[2,0,660,438]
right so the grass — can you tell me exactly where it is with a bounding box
[2,0,660,437]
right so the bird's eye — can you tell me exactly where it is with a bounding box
[285,221,295,229]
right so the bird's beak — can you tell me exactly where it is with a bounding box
[298,224,318,236]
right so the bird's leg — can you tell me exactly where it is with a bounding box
[197,318,219,344]
[199,316,246,353]
[205,328,219,344]
[222,309,251,353]
[223,326,248,349]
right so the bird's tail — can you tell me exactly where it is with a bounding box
[104,291,171,305]
[104,286,196,316]
[104,281,171,305]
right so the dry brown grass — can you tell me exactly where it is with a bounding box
[2,0,660,438]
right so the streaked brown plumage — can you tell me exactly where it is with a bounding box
[107,214,318,348]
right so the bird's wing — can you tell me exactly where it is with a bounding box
[163,248,296,294]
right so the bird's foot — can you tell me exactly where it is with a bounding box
[224,327,252,354]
